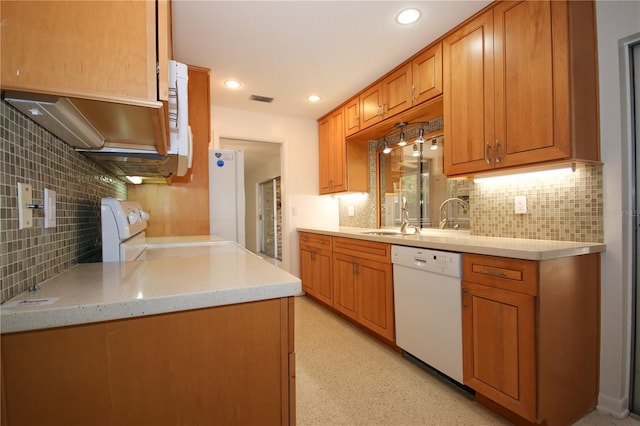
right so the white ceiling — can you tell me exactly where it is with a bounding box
[171,1,492,121]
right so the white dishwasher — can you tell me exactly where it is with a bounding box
[392,245,463,383]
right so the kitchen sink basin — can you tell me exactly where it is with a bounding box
[361,231,403,236]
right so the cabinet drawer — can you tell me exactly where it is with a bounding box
[332,237,390,263]
[299,232,332,252]
[463,254,537,296]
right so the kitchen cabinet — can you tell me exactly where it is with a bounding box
[319,109,346,194]
[332,237,394,342]
[462,253,599,425]
[359,63,413,131]
[1,0,171,106]
[299,232,333,305]
[411,42,443,106]
[298,233,395,343]
[443,0,599,176]
[344,96,361,137]
[1,297,296,425]
[318,108,368,195]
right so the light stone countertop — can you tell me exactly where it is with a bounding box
[298,227,605,260]
[1,241,302,334]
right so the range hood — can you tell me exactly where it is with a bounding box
[2,60,191,179]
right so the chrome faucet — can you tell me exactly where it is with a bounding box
[400,197,418,234]
[439,197,469,229]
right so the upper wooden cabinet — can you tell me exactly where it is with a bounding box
[344,96,361,137]
[319,109,346,194]
[443,0,599,176]
[411,42,443,106]
[1,0,171,106]
[318,108,368,195]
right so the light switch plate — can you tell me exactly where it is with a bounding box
[515,195,527,214]
[347,205,355,217]
[17,183,33,229]
[44,188,57,228]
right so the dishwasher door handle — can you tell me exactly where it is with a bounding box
[413,258,427,266]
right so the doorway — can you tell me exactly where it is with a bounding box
[259,177,282,260]
[219,137,282,259]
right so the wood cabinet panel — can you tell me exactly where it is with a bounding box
[462,281,536,421]
[360,83,385,129]
[318,108,346,194]
[412,42,443,105]
[444,0,599,177]
[462,252,600,425]
[299,232,333,305]
[1,1,158,105]
[2,298,295,425]
[344,96,361,137]
[128,66,211,236]
[443,9,495,175]
[382,63,413,118]
[333,253,358,319]
[357,258,394,341]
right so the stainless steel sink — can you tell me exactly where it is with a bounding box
[361,231,402,236]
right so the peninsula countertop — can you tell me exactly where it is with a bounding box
[1,241,302,334]
[298,227,605,260]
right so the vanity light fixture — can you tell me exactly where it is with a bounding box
[224,80,241,89]
[412,143,421,157]
[430,138,439,150]
[396,8,421,25]
[415,128,425,144]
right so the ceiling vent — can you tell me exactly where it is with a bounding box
[250,94,274,103]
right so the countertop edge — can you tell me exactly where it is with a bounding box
[297,227,605,260]
[1,282,302,334]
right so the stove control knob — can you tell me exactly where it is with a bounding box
[139,210,150,221]
[127,212,139,225]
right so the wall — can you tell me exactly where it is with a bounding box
[0,101,126,303]
[595,0,640,417]
[211,105,338,276]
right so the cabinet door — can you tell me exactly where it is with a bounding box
[318,110,346,194]
[344,97,360,137]
[493,0,570,167]
[412,42,443,105]
[359,84,384,129]
[300,247,315,294]
[311,250,333,306]
[382,63,413,118]
[1,1,158,104]
[462,281,536,422]
[357,259,394,341]
[332,253,357,320]
[443,9,495,176]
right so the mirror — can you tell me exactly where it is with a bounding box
[377,137,470,230]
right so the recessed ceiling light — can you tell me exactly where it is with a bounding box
[396,8,421,25]
[307,95,321,102]
[224,80,241,89]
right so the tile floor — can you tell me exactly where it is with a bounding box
[294,295,640,426]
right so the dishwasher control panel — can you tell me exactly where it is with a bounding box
[391,245,462,278]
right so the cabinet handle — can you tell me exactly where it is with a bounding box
[485,143,492,164]
[168,78,179,129]
[378,104,385,117]
[478,269,508,278]
[411,84,416,102]
[352,261,359,275]
[495,141,502,164]
[311,251,315,261]
[328,179,333,189]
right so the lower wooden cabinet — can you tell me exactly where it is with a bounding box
[1,298,296,426]
[299,232,333,305]
[462,253,599,425]
[298,232,395,343]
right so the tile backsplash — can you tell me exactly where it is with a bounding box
[1,101,126,303]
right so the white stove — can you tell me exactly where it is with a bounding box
[101,197,150,262]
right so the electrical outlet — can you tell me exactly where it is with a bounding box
[515,195,527,214]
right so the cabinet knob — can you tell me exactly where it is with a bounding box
[495,140,502,164]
